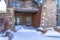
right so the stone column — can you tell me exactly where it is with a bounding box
[5,8,15,31]
[0,12,5,32]
[40,0,57,28]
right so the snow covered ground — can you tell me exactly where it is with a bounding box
[44,29,60,37]
[12,25,60,40]
[0,37,8,40]
[0,25,60,40]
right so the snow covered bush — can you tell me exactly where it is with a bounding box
[2,29,14,40]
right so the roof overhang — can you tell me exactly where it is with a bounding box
[14,7,38,13]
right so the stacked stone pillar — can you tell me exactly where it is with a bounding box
[5,8,15,31]
[40,0,57,28]
[0,13,5,31]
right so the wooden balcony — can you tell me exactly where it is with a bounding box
[9,1,38,12]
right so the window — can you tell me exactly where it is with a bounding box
[56,0,60,26]
[14,17,21,25]
[16,18,21,25]
[55,0,60,8]
[56,13,60,26]
[16,3,20,8]
[11,2,15,8]
[11,2,20,8]
[33,0,43,4]
[26,17,31,25]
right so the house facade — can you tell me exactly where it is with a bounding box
[5,0,60,29]
[0,0,15,31]
[6,0,42,28]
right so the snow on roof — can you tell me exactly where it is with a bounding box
[0,0,6,13]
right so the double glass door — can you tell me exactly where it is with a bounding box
[14,17,21,25]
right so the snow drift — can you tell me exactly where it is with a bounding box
[44,28,60,37]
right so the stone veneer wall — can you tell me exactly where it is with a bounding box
[40,0,57,28]
[0,13,5,31]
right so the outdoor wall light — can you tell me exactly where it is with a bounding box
[44,4,47,7]
[43,12,46,16]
